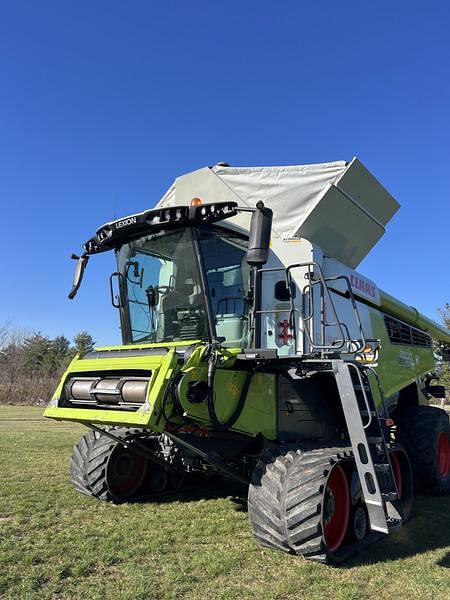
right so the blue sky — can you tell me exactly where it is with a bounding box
[1,1,449,345]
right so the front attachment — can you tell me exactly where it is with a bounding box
[44,344,183,430]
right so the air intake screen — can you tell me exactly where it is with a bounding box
[384,315,432,348]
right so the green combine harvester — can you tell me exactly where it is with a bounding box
[45,159,450,562]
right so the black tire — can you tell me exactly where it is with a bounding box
[248,444,352,563]
[395,405,450,494]
[70,431,92,496]
[70,428,152,502]
[389,447,414,520]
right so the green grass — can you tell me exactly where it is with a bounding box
[1,407,449,600]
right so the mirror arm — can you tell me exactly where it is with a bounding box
[68,253,90,300]
[235,207,255,214]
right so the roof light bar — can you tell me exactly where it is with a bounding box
[83,201,239,254]
[190,201,238,224]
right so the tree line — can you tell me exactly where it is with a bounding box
[436,303,450,393]
[0,304,448,406]
[0,324,95,405]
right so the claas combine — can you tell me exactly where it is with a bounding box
[45,158,450,562]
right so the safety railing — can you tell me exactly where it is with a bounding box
[255,261,373,357]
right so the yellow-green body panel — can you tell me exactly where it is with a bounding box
[45,301,439,439]
[379,290,450,344]
[44,340,276,438]
[177,367,277,439]
[44,345,180,430]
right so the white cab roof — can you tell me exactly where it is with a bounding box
[155,158,400,268]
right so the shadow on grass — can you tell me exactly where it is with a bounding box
[345,494,450,567]
[136,474,248,509]
[132,474,450,566]
[137,479,450,566]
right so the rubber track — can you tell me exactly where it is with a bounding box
[395,406,450,494]
[70,428,152,502]
[248,443,352,563]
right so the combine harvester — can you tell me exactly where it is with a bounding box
[45,159,450,562]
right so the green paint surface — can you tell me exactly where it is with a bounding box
[44,341,276,438]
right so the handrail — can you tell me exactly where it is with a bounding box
[347,363,373,430]
[255,261,370,357]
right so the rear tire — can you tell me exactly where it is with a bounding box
[389,448,413,520]
[248,444,352,563]
[395,406,450,494]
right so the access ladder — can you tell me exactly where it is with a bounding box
[333,359,404,534]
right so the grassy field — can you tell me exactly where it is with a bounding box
[1,407,449,600]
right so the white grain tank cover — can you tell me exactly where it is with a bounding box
[156,158,400,269]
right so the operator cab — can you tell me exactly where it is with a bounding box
[116,225,250,347]
[68,200,272,350]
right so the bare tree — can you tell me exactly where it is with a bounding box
[438,303,450,329]
[0,323,93,405]
[0,326,31,404]
[436,305,450,404]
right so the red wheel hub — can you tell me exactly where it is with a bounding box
[437,433,450,478]
[108,450,147,497]
[323,464,350,553]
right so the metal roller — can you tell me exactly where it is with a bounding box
[69,378,98,401]
[121,379,149,403]
[67,377,149,405]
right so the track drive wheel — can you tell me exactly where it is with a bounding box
[70,428,157,502]
[248,444,352,563]
[395,406,450,494]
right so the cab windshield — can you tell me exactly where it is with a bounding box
[116,226,249,346]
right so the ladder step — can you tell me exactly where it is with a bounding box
[361,410,377,417]
[381,491,398,502]
[374,463,391,473]
[367,436,384,444]
[387,517,403,532]
[333,360,391,536]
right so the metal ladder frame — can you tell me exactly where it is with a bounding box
[333,359,403,534]
[246,260,403,535]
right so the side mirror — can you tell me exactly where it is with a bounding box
[68,254,89,300]
[247,201,273,266]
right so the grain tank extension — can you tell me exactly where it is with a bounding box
[45,158,450,563]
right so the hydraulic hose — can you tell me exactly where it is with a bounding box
[206,350,255,432]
